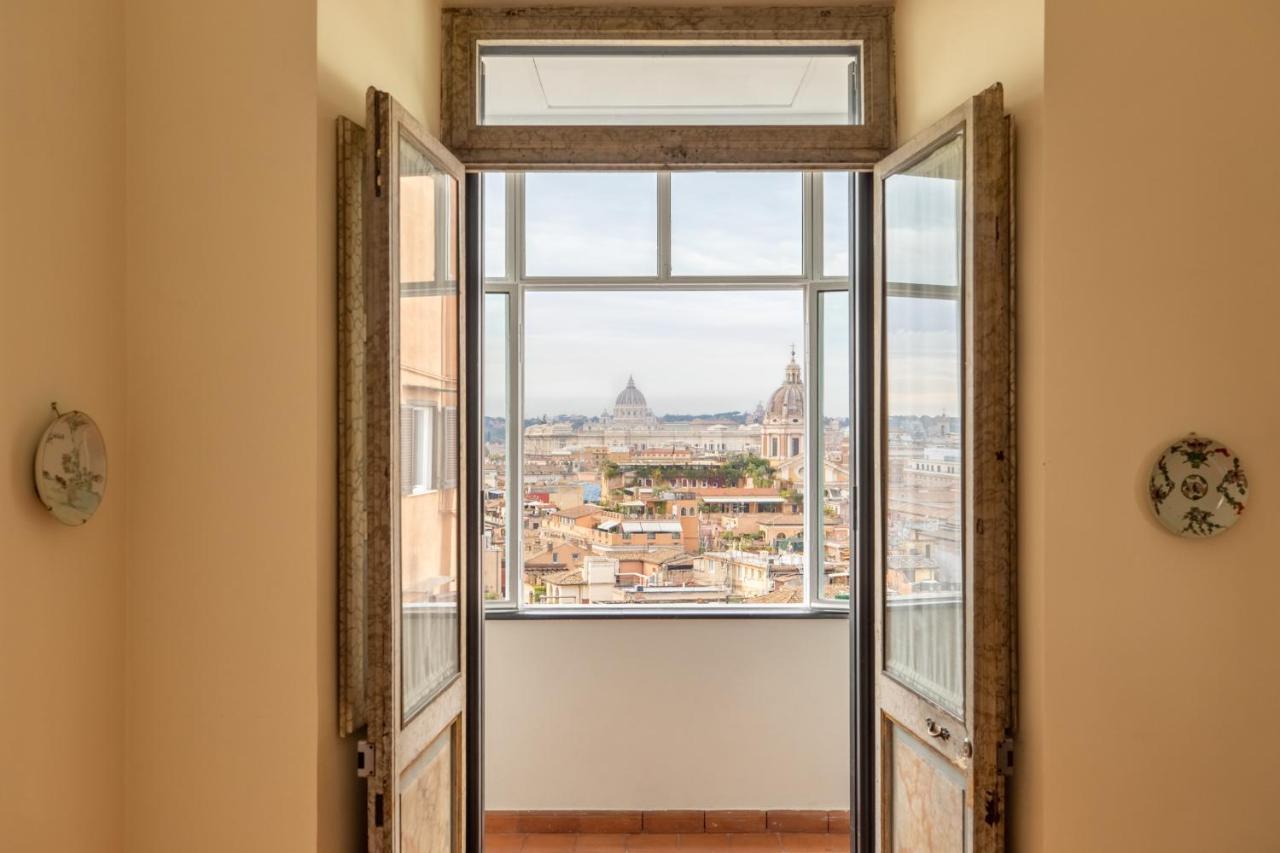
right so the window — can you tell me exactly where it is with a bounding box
[483,170,856,611]
[479,43,861,127]
[670,172,802,276]
[818,290,851,601]
[525,173,657,277]
[442,7,894,167]
[402,404,436,495]
[483,290,509,600]
[402,404,459,496]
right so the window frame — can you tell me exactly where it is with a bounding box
[482,169,858,616]
[441,6,894,168]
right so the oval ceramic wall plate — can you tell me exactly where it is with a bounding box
[1148,434,1247,537]
[34,410,107,525]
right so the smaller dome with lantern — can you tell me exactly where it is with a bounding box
[765,347,804,425]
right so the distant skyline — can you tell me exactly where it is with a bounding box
[481,169,962,420]
[523,290,807,417]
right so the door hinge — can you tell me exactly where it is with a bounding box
[356,739,376,778]
[997,738,1014,776]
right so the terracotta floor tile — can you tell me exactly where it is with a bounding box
[624,833,681,851]
[580,812,643,834]
[575,833,628,852]
[643,810,705,833]
[705,812,766,833]
[520,813,581,834]
[766,812,828,834]
[488,813,522,834]
[677,834,733,850]
[523,833,578,852]
[825,834,850,853]
[776,834,831,851]
[726,833,782,850]
[485,834,527,852]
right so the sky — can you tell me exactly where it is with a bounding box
[481,168,960,420]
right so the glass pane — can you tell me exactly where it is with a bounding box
[822,171,851,278]
[398,131,460,720]
[521,290,804,606]
[819,290,851,602]
[525,172,657,277]
[671,172,802,276]
[885,138,963,287]
[479,43,861,127]
[882,133,965,715]
[484,172,506,279]
[483,293,509,601]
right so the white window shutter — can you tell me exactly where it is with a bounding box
[443,406,459,489]
[417,407,432,492]
[399,405,414,495]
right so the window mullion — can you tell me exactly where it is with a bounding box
[657,171,672,279]
[810,171,826,280]
[804,282,821,607]
[508,172,526,607]
[501,171,517,280]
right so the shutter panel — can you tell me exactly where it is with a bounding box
[444,405,459,489]
[420,406,434,491]
[399,405,414,495]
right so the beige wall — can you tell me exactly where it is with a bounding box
[485,619,850,809]
[123,1,321,851]
[1041,2,1280,850]
[0,2,127,851]
[2,1,442,850]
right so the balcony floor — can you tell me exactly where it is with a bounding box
[485,833,852,851]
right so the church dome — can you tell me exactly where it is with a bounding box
[615,375,648,409]
[765,350,804,423]
[612,375,655,424]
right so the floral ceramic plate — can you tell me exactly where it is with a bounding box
[1148,434,1247,537]
[34,410,107,525]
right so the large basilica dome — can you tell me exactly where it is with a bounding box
[612,375,655,424]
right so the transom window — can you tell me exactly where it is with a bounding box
[478,42,862,127]
[481,170,855,611]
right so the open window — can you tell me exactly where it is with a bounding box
[480,170,856,612]
[341,88,474,853]
[870,84,1014,852]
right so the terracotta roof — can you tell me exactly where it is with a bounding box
[746,585,805,604]
[525,543,586,570]
[627,547,687,565]
[543,570,585,586]
[552,504,603,519]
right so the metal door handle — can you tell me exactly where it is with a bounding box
[925,718,951,741]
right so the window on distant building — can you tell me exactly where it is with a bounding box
[482,170,854,611]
